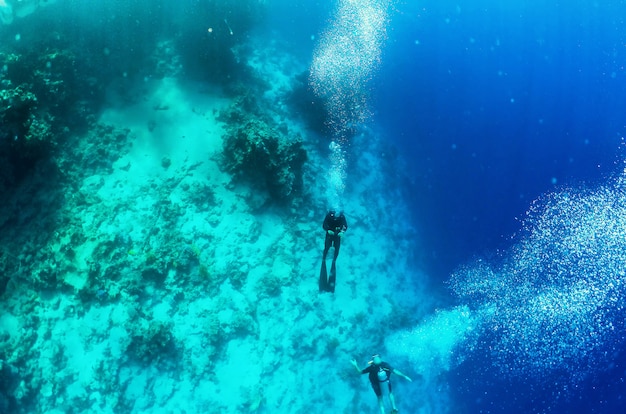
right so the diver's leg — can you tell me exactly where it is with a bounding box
[320,235,333,291]
[328,260,337,293]
[377,396,385,414]
[322,234,332,260]
[389,391,398,412]
[372,383,384,414]
[333,236,341,261]
[327,237,339,292]
[319,259,328,292]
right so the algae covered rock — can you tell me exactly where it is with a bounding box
[220,117,308,202]
[127,320,178,366]
[0,45,97,196]
[0,85,52,194]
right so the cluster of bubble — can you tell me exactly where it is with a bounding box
[327,141,347,203]
[449,171,626,381]
[384,305,481,413]
[309,0,391,203]
[386,305,481,376]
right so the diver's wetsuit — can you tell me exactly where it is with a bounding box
[322,211,348,262]
[361,362,394,397]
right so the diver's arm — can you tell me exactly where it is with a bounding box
[393,369,412,382]
[322,214,331,231]
[350,358,363,374]
[337,216,347,236]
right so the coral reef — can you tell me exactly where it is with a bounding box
[220,114,308,203]
[0,4,428,413]
[0,44,98,196]
[0,359,20,413]
[127,320,178,367]
[0,81,51,193]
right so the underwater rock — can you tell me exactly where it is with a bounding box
[0,359,19,412]
[0,44,101,197]
[127,320,178,366]
[0,86,52,148]
[55,124,132,178]
[220,117,308,203]
[0,1,13,25]
[0,85,48,191]
[0,0,59,25]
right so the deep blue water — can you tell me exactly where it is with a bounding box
[2,1,626,413]
[374,1,626,277]
[368,2,626,412]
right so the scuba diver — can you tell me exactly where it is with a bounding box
[351,354,412,414]
[319,209,347,293]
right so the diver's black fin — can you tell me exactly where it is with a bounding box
[319,259,328,292]
[327,261,337,293]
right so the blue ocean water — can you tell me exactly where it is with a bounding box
[304,1,626,412]
[370,3,626,412]
[2,1,626,413]
[374,1,626,277]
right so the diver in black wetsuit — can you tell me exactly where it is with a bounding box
[319,209,347,292]
[323,209,348,261]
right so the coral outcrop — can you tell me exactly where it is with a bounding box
[128,320,178,367]
[221,117,307,202]
[0,46,97,195]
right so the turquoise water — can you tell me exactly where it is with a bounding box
[1,1,626,413]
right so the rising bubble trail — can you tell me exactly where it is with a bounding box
[310,0,391,205]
